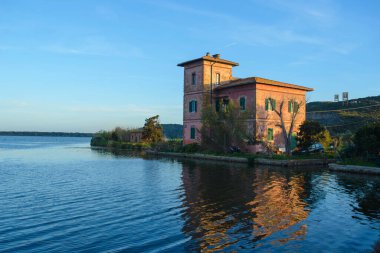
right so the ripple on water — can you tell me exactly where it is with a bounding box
[0,137,379,252]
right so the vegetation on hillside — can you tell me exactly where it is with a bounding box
[354,123,380,157]
[161,124,182,139]
[307,95,380,135]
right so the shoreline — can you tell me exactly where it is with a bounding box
[145,150,335,167]
[329,163,380,175]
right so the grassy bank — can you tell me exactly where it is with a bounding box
[91,139,151,151]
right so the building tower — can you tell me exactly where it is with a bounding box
[177,53,239,144]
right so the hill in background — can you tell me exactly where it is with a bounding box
[307,95,380,135]
[0,124,183,139]
[162,124,183,139]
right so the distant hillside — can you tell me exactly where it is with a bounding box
[307,95,380,135]
[0,131,93,137]
[162,124,182,139]
[0,125,183,139]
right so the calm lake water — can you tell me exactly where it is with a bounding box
[0,136,379,252]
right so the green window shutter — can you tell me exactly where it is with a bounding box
[291,132,297,149]
[265,98,268,111]
[189,101,192,112]
[288,101,292,112]
[240,97,245,110]
[295,102,299,112]
[267,128,273,141]
[190,127,195,139]
[195,101,197,112]
[273,99,276,111]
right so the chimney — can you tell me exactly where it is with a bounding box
[206,52,210,56]
[213,53,220,59]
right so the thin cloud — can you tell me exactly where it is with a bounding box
[232,24,325,47]
[42,37,146,58]
[222,42,238,49]
[143,0,237,22]
[64,104,182,114]
[145,0,351,55]
[251,0,336,25]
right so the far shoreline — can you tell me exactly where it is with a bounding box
[0,131,94,138]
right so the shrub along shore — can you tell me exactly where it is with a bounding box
[91,115,379,172]
[90,135,336,167]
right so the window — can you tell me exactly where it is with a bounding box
[288,100,299,113]
[191,73,197,85]
[215,98,220,112]
[288,100,293,113]
[265,98,276,111]
[239,97,246,111]
[222,98,229,112]
[267,128,274,141]
[216,73,220,85]
[189,100,197,113]
[190,127,196,139]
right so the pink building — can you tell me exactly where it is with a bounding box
[178,53,313,151]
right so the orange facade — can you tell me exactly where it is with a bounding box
[178,53,313,151]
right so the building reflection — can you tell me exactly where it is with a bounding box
[181,160,255,252]
[180,161,312,251]
[247,167,309,244]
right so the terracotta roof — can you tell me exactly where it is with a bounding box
[214,76,313,92]
[177,55,239,67]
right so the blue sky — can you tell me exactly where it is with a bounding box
[0,0,379,132]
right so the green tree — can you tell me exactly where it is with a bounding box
[297,120,325,149]
[354,122,380,156]
[111,127,129,142]
[142,115,164,144]
[201,100,248,152]
[320,129,332,151]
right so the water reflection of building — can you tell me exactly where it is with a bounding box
[181,161,255,252]
[247,167,309,243]
[180,161,312,251]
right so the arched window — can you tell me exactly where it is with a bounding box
[216,73,220,85]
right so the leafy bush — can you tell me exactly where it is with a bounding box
[182,143,201,153]
[297,120,325,149]
[90,136,108,147]
[354,122,380,156]
[154,139,183,152]
[111,127,129,142]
